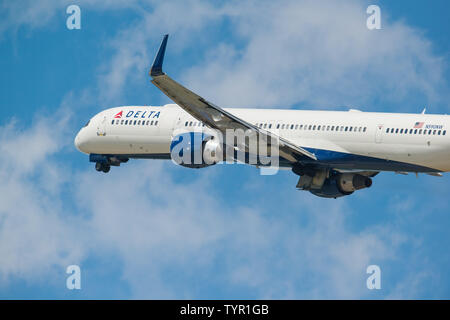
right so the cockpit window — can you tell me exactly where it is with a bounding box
[84,120,90,127]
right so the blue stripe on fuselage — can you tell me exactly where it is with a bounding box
[299,147,438,172]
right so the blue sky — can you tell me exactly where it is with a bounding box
[0,0,449,299]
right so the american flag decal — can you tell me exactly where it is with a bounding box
[414,122,424,128]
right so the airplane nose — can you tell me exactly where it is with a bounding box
[74,129,88,153]
[74,131,82,152]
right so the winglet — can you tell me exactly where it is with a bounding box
[150,34,169,77]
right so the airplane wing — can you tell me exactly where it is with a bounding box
[149,34,317,163]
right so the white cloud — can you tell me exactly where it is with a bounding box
[47,0,445,111]
[67,162,407,298]
[5,0,445,109]
[180,0,448,109]
[0,0,140,37]
[0,110,87,284]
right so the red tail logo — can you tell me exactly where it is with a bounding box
[114,111,123,118]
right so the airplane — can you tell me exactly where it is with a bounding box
[75,34,450,198]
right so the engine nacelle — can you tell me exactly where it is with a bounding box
[170,132,222,168]
[202,138,223,165]
[295,169,373,198]
[336,173,372,193]
[309,178,349,198]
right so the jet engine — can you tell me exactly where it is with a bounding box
[170,132,222,168]
[202,138,223,165]
[336,173,373,193]
[294,168,373,198]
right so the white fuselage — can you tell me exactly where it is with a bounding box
[75,104,450,172]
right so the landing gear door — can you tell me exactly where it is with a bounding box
[375,124,384,143]
[97,115,107,136]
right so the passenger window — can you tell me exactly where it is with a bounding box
[438,130,441,135]
[308,125,312,130]
[400,129,403,134]
[409,129,413,134]
[111,120,115,125]
[155,121,158,125]
[349,127,352,132]
[363,127,367,132]
[276,124,280,129]
[150,120,154,125]
[121,120,124,125]
[125,120,128,125]
[443,130,447,136]
[414,129,417,134]
[317,125,321,130]
[419,129,422,134]
[290,124,294,129]
[269,124,272,129]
